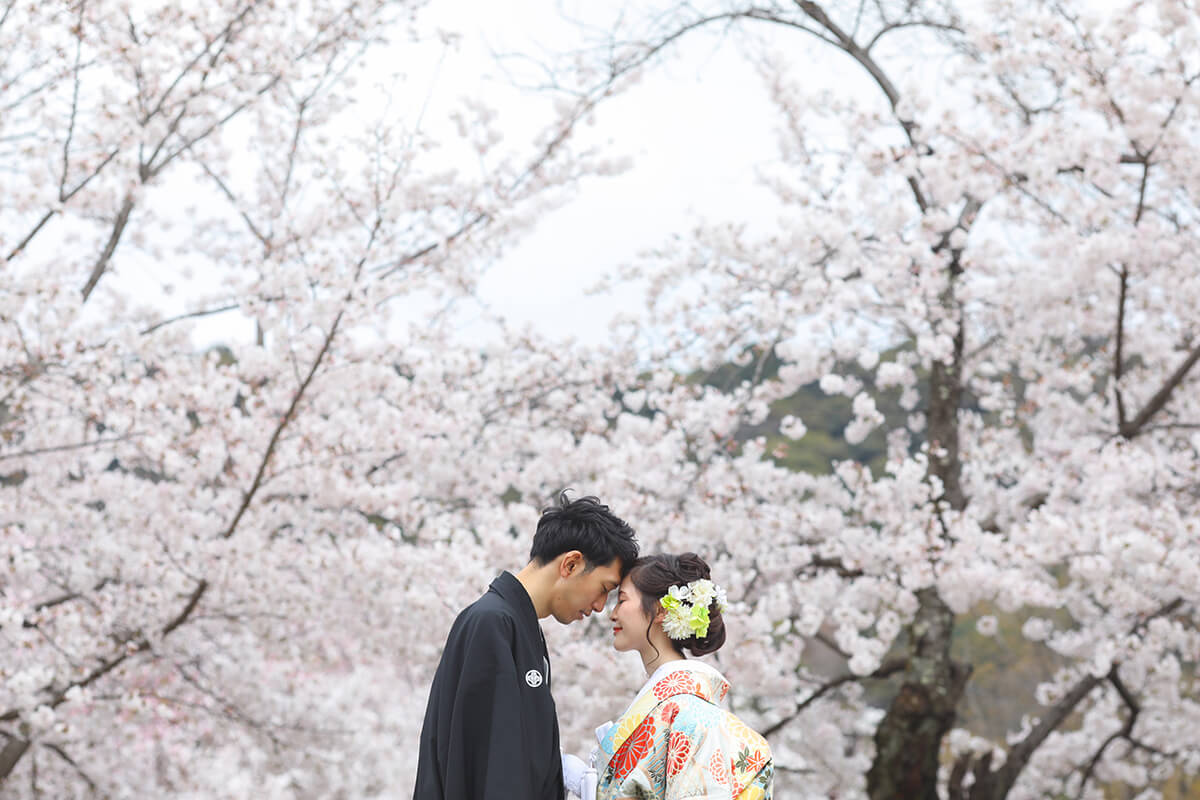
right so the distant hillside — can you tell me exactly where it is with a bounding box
[693,343,932,475]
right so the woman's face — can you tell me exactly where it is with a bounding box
[610,575,655,653]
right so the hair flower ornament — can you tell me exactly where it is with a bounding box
[659,579,728,640]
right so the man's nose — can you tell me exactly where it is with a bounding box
[592,594,607,612]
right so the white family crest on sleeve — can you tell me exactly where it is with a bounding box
[525,669,544,688]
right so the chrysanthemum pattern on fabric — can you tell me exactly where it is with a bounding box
[709,748,728,785]
[666,731,691,778]
[653,671,697,701]
[611,717,657,784]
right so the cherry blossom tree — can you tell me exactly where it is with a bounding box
[539,1,1200,799]
[0,0,634,795]
[5,0,1199,798]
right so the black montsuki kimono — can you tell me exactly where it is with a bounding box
[413,571,565,800]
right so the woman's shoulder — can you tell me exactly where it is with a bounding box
[648,660,731,705]
[653,680,770,751]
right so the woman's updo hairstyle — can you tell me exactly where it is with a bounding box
[628,552,726,657]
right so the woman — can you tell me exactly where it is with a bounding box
[570,553,774,799]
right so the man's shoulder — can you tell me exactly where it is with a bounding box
[450,588,519,633]
[463,585,515,617]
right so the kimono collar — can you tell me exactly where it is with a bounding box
[489,571,539,628]
[653,661,729,705]
[598,662,731,759]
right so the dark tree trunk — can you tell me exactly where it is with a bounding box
[867,589,971,800]
[868,282,970,800]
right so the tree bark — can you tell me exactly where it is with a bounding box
[868,274,970,800]
[0,737,30,783]
[81,192,135,302]
[868,588,971,800]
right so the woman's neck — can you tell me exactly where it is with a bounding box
[641,646,685,676]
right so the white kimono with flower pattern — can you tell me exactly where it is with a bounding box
[594,662,773,800]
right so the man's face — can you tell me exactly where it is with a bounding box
[551,554,622,625]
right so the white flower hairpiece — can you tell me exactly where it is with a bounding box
[659,578,728,640]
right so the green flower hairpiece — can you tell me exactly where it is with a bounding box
[659,578,728,641]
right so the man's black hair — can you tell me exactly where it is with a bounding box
[529,492,638,575]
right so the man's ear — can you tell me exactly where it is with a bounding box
[559,550,584,578]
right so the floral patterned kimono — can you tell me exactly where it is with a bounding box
[594,661,773,800]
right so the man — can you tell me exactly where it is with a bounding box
[413,493,639,800]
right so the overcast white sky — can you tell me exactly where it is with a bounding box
[128,0,887,351]
[128,0,785,349]
[419,0,791,346]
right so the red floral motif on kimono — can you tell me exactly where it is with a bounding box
[660,702,680,724]
[653,672,697,700]
[611,718,656,783]
[666,731,691,778]
[709,748,728,785]
[745,749,767,773]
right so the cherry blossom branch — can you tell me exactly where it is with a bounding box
[0,583,211,729]
[220,313,342,539]
[794,1,898,104]
[33,578,112,612]
[0,59,73,115]
[138,1,260,126]
[218,173,393,541]
[959,672,1102,800]
[80,192,134,301]
[190,158,271,249]
[805,556,864,579]
[61,6,250,302]
[1137,422,1200,433]
[865,19,963,53]
[75,9,345,301]
[162,579,210,636]
[1114,266,1128,429]
[0,740,28,786]
[0,578,209,781]
[377,215,486,280]
[0,434,136,462]
[761,656,908,738]
[1074,669,1139,799]
[146,75,284,180]
[139,302,243,336]
[1119,342,1200,439]
[59,1,85,202]
[4,145,121,263]
[41,743,97,794]
[4,210,57,263]
[955,599,1185,799]
[790,0,949,211]
[1133,160,1151,226]
[73,5,292,302]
